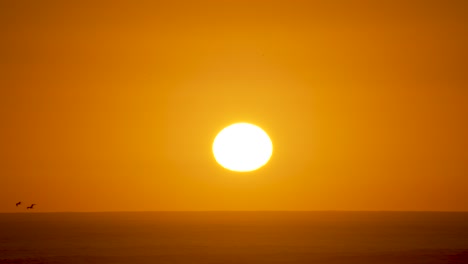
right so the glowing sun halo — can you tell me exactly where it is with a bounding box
[213,123,273,172]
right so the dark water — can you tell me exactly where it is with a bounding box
[1,212,467,264]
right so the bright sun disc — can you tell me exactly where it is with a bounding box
[213,123,273,172]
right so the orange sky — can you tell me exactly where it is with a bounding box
[1,0,467,212]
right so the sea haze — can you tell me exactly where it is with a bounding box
[1,212,467,264]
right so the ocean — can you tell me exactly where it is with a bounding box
[1,212,467,263]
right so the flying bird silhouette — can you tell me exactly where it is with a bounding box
[16,202,21,207]
[26,204,36,209]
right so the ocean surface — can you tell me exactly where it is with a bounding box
[0,212,467,264]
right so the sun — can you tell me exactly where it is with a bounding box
[212,123,273,172]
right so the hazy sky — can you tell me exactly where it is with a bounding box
[1,0,467,212]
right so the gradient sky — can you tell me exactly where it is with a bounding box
[1,0,467,212]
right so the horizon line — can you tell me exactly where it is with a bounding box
[1,210,468,214]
